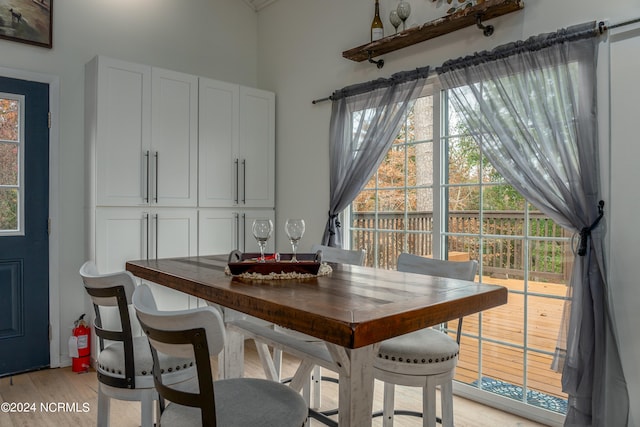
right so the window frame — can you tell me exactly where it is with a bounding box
[0,92,25,236]
[346,77,569,425]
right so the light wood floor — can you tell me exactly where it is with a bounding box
[0,340,549,427]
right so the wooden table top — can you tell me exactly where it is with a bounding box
[126,255,507,349]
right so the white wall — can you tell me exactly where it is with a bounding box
[0,0,258,367]
[257,0,636,247]
[255,0,640,424]
[609,25,640,427]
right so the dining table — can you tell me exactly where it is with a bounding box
[126,254,508,427]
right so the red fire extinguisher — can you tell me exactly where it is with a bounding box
[70,314,91,373]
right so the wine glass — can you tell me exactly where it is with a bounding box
[285,219,305,262]
[252,219,273,262]
[389,10,401,34]
[397,1,411,31]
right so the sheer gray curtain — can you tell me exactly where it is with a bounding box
[321,67,429,246]
[437,22,628,426]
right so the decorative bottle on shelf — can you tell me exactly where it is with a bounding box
[371,0,384,42]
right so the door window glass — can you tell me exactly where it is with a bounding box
[0,95,23,234]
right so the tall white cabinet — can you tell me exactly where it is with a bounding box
[87,57,198,208]
[198,77,276,254]
[85,55,275,310]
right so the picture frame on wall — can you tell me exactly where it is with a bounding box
[0,0,52,49]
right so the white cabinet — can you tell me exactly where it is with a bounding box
[199,79,275,208]
[93,207,199,309]
[199,209,275,255]
[86,55,276,313]
[151,68,198,207]
[86,56,198,207]
[198,79,238,207]
[94,207,198,268]
[86,57,150,207]
[238,87,275,207]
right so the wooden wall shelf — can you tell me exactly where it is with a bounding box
[343,0,524,63]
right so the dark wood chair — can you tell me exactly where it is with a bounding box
[132,283,308,427]
[80,261,195,427]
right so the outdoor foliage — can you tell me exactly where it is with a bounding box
[0,99,19,231]
[350,96,570,282]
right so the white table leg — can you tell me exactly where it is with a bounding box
[222,308,245,379]
[338,344,377,427]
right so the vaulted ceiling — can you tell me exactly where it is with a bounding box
[243,0,278,11]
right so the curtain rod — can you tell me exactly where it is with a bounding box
[312,96,332,105]
[311,17,637,105]
[312,66,430,105]
[602,16,640,31]
[310,68,431,105]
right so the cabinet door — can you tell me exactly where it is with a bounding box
[239,87,275,207]
[151,208,198,259]
[148,208,198,309]
[198,209,240,255]
[199,78,239,207]
[92,208,148,351]
[94,208,148,273]
[152,68,198,207]
[92,57,151,206]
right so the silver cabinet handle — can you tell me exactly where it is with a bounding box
[144,212,150,260]
[234,212,240,250]
[154,213,159,258]
[144,151,150,203]
[242,159,246,204]
[234,159,239,204]
[242,213,246,252]
[154,151,159,204]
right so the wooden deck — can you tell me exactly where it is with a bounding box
[453,275,568,402]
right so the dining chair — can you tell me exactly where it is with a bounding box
[310,243,366,266]
[373,252,478,427]
[132,283,308,427]
[79,261,195,427]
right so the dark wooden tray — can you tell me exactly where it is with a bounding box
[227,251,322,276]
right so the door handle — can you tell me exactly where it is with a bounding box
[144,151,150,203]
[242,159,246,204]
[234,212,240,250]
[234,159,239,204]
[144,212,150,260]
[154,151,159,203]
[242,213,246,252]
[154,213,159,258]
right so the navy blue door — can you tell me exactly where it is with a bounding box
[0,77,50,376]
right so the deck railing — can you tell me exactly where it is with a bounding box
[351,210,572,283]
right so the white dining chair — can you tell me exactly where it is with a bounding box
[132,283,308,427]
[310,244,366,266]
[373,252,478,427]
[79,261,195,427]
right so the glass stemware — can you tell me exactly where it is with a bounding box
[252,219,273,262]
[285,219,305,262]
[397,1,411,31]
[389,10,401,34]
